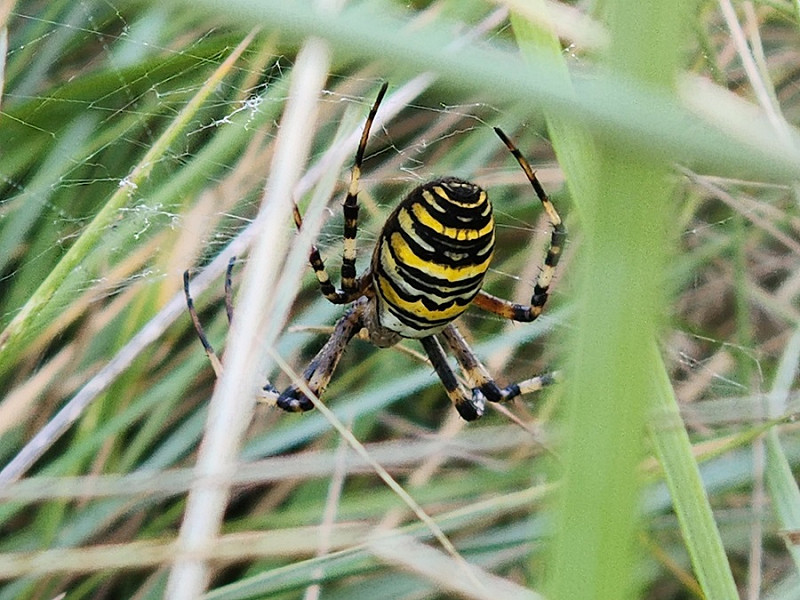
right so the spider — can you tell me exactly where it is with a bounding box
[185,82,566,421]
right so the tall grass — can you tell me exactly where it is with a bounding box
[1,1,800,599]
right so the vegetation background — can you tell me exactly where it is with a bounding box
[1,0,800,598]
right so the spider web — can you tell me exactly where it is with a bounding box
[1,3,568,388]
[2,1,795,446]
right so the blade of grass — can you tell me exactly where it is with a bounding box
[509,3,731,593]
[507,4,598,223]
[0,31,257,371]
[164,36,330,600]
[160,0,800,183]
[604,2,737,598]
[369,533,543,600]
[764,328,800,571]
[505,4,602,594]
[517,1,708,598]
[648,344,740,598]
[0,25,6,107]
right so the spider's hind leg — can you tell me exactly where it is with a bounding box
[440,323,557,408]
[440,324,507,403]
[420,334,486,421]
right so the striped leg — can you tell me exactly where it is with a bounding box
[293,82,389,305]
[473,128,567,322]
[420,334,486,421]
[274,299,366,412]
[440,323,558,406]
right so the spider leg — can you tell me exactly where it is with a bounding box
[483,128,566,322]
[440,323,558,405]
[472,290,542,322]
[183,268,226,378]
[274,299,366,412]
[419,334,485,421]
[341,81,388,294]
[440,324,505,402]
[223,256,236,324]
[293,82,389,305]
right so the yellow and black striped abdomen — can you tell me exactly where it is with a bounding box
[371,177,495,338]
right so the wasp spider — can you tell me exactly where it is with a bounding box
[185,82,566,421]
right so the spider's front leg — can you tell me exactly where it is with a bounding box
[267,299,366,412]
[183,257,237,379]
[292,82,388,306]
[482,128,567,323]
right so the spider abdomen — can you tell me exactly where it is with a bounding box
[371,177,495,338]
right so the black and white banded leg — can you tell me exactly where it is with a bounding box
[294,82,389,305]
[419,334,486,421]
[472,128,566,323]
[269,299,366,412]
[441,323,558,406]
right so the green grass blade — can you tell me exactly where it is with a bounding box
[648,346,739,599]
[765,328,800,571]
[0,32,256,372]
[157,0,800,183]
[507,6,598,224]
